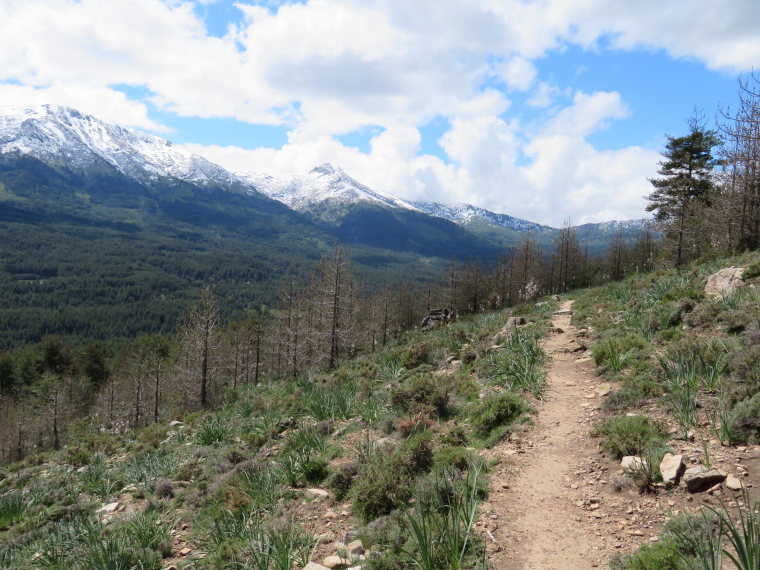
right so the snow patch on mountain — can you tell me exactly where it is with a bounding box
[236,164,419,212]
[409,201,554,233]
[0,104,243,188]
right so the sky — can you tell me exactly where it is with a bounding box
[1,0,758,227]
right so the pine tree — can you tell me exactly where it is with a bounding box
[646,114,721,267]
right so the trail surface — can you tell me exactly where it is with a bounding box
[478,301,648,569]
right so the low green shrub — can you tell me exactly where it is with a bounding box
[732,394,760,444]
[744,260,760,281]
[352,433,433,522]
[591,414,668,460]
[469,392,527,440]
[390,374,452,418]
[328,461,359,501]
[618,541,682,570]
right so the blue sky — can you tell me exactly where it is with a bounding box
[0,0,757,226]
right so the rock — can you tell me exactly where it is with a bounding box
[594,385,611,396]
[726,474,744,491]
[97,502,120,514]
[621,456,647,472]
[421,308,454,331]
[705,267,746,297]
[323,555,351,569]
[169,420,183,427]
[552,295,560,301]
[660,454,685,488]
[346,539,364,557]
[303,564,330,570]
[505,316,527,330]
[280,417,297,428]
[305,488,330,499]
[554,309,572,315]
[179,547,192,556]
[683,466,726,492]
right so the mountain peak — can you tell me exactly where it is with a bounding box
[0,103,245,190]
[310,163,342,176]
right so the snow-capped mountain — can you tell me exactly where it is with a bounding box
[409,201,554,233]
[237,163,419,213]
[0,104,245,189]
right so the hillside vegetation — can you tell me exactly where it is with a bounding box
[1,250,760,568]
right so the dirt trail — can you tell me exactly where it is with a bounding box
[479,300,637,569]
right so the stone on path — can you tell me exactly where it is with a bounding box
[725,474,744,491]
[659,454,685,488]
[683,466,726,492]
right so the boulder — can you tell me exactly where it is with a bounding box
[505,316,526,330]
[683,466,726,492]
[705,267,745,297]
[659,453,685,488]
[421,308,454,331]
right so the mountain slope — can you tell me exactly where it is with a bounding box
[0,105,248,190]
[238,163,419,222]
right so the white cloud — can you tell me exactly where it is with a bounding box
[3,0,758,225]
[541,91,630,137]
[498,56,538,91]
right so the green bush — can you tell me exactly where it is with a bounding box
[591,414,668,460]
[352,433,433,522]
[328,461,359,501]
[401,341,434,369]
[622,541,682,570]
[732,394,760,444]
[469,392,527,439]
[744,260,760,280]
[390,374,451,418]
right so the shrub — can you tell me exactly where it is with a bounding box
[328,461,360,501]
[154,479,174,499]
[433,445,473,471]
[744,260,760,281]
[390,374,451,418]
[402,341,434,369]
[470,392,527,439]
[352,433,433,522]
[732,394,760,444]
[622,541,682,570]
[591,415,668,460]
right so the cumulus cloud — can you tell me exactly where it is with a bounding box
[2,0,758,225]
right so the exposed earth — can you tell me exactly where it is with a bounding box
[479,300,760,569]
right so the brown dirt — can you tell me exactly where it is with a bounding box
[478,300,655,569]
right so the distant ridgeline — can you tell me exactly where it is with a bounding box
[0,104,650,349]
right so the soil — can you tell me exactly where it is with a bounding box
[479,300,655,569]
[476,300,760,569]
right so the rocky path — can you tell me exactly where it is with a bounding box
[478,301,646,569]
